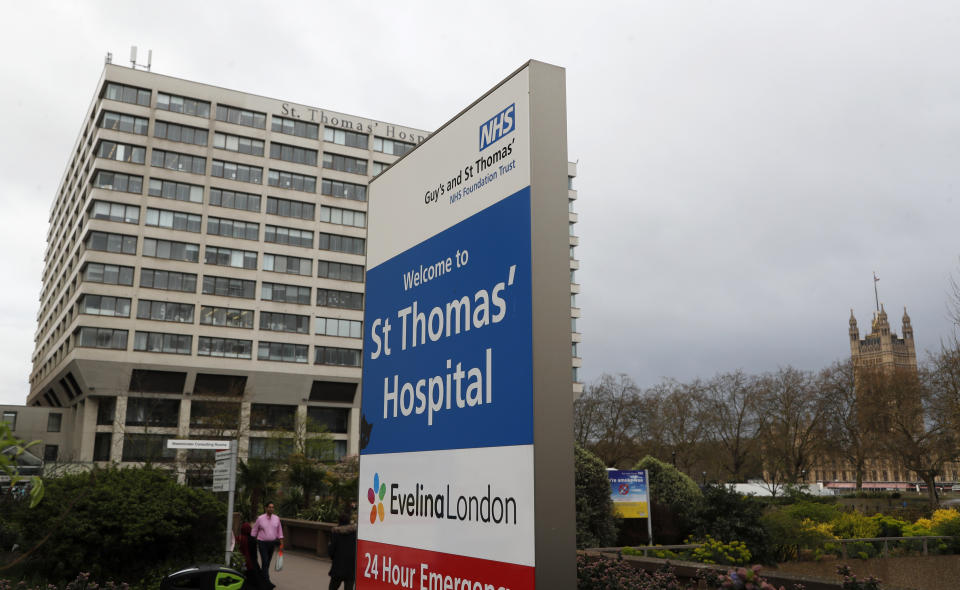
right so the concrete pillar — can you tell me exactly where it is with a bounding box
[111,395,127,462]
[348,407,360,456]
[77,397,98,462]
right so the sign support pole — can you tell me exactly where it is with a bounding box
[223,440,237,565]
[645,469,653,546]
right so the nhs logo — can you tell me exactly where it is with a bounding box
[479,103,516,151]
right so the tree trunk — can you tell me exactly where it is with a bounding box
[923,472,940,509]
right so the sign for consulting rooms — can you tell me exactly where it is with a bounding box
[358,62,573,590]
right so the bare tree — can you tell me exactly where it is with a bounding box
[756,367,827,488]
[575,374,642,467]
[701,370,761,482]
[861,364,959,508]
[646,379,710,473]
[819,359,870,490]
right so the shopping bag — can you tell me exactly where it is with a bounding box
[275,549,284,571]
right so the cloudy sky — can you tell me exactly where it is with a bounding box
[1,1,958,405]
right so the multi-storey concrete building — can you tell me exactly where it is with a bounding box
[25,61,582,477]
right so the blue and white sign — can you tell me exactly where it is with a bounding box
[361,187,533,455]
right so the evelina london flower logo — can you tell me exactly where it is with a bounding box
[368,472,386,524]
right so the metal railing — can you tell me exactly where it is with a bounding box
[834,536,952,558]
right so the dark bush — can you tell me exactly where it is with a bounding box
[689,484,773,564]
[632,456,701,543]
[13,467,223,586]
[575,445,618,548]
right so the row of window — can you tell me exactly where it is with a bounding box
[96,170,368,219]
[84,298,357,337]
[88,230,366,271]
[82,262,365,308]
[103,113,379,176]
[108,434,347,463]
[103,83,417,155]
[75,326,361,365]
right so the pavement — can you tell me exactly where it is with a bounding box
[263,549,333,590]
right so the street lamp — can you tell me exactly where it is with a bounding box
[702,471,707,487]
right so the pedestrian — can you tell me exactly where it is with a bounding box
[327,511,357,590]
[251,502,284,586]
[236,521,267,590]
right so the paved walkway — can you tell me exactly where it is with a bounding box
[265,549,334,590]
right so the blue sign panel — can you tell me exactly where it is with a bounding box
[360,187,533,456]
[607,470,649,518]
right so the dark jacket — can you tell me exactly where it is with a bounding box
[328,523,358,580]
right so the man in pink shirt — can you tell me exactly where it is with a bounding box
[251,502,284,585]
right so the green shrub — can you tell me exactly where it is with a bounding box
[689,535,752,566]
[870,513,907,537]
[831,511,880,540]
[633,456,701,543]
[688,484,771,564]
[784,501,840,524]
[575,445,618,549]
[13,467,223,586]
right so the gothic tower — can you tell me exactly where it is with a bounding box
[849,304,918,375]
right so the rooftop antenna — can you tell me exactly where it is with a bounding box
[129,46,153,72]
[873,271,880,312]
[104,52,113,65]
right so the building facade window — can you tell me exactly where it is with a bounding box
[306,406,349,433]
[371,161,389,176]
[260,312,309,334]
[317,260,364,283]
[202,275,256,299]
[214,132,264,156]
[317,233,365,255]
[151,149,206,175]
[142,238,200,262]
[99,111,148,135]
[319,205,365,228]
[270,142,318,166]
[97,140,146,164]
[248,437,293,459]
[103,82,151,107]
[93,170,143,194]
[47,413,62,433]
[140,268,197,292]
[76,327,128,350]
[316,289,363,310]
[263,253,310,276]
[93,433,112,461]
[207,216,259,240]
[44,445,59,461]
[145,208,202,232]
[272,115,319,139]
[210,188,261,212]
[86,231,137,255]
[79,294,131,317]
[122,434,176,462]
[314,346,362,367]
[321,179,366,202]
[322,152,367,175]
[199,306,254,329]
[198,336,253,359]
[268,169,316,193]
[205,246,257,270]
[373,136,415,157]
[189,401,241,428]
[90,200,139,224]
[315,317,362,338]
[157,92,211,118]
[83,262,134,286]
[261,282,311,305]
[266,196,314,220]
[133,331,192,355]
[136,300,195,323]
[264,225,313,248]
[323,127,367,149]
[216,105,266,129]
[258,341,308,363]
[148,178,204,203]
[155,120,209,146]
[212,160,262,184]
[1,411,16,430]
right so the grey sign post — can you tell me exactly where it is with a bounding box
[167,439,236,565]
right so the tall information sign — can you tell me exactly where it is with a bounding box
[358,61,574,589]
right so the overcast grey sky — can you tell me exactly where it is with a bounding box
[2,1,958,405]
